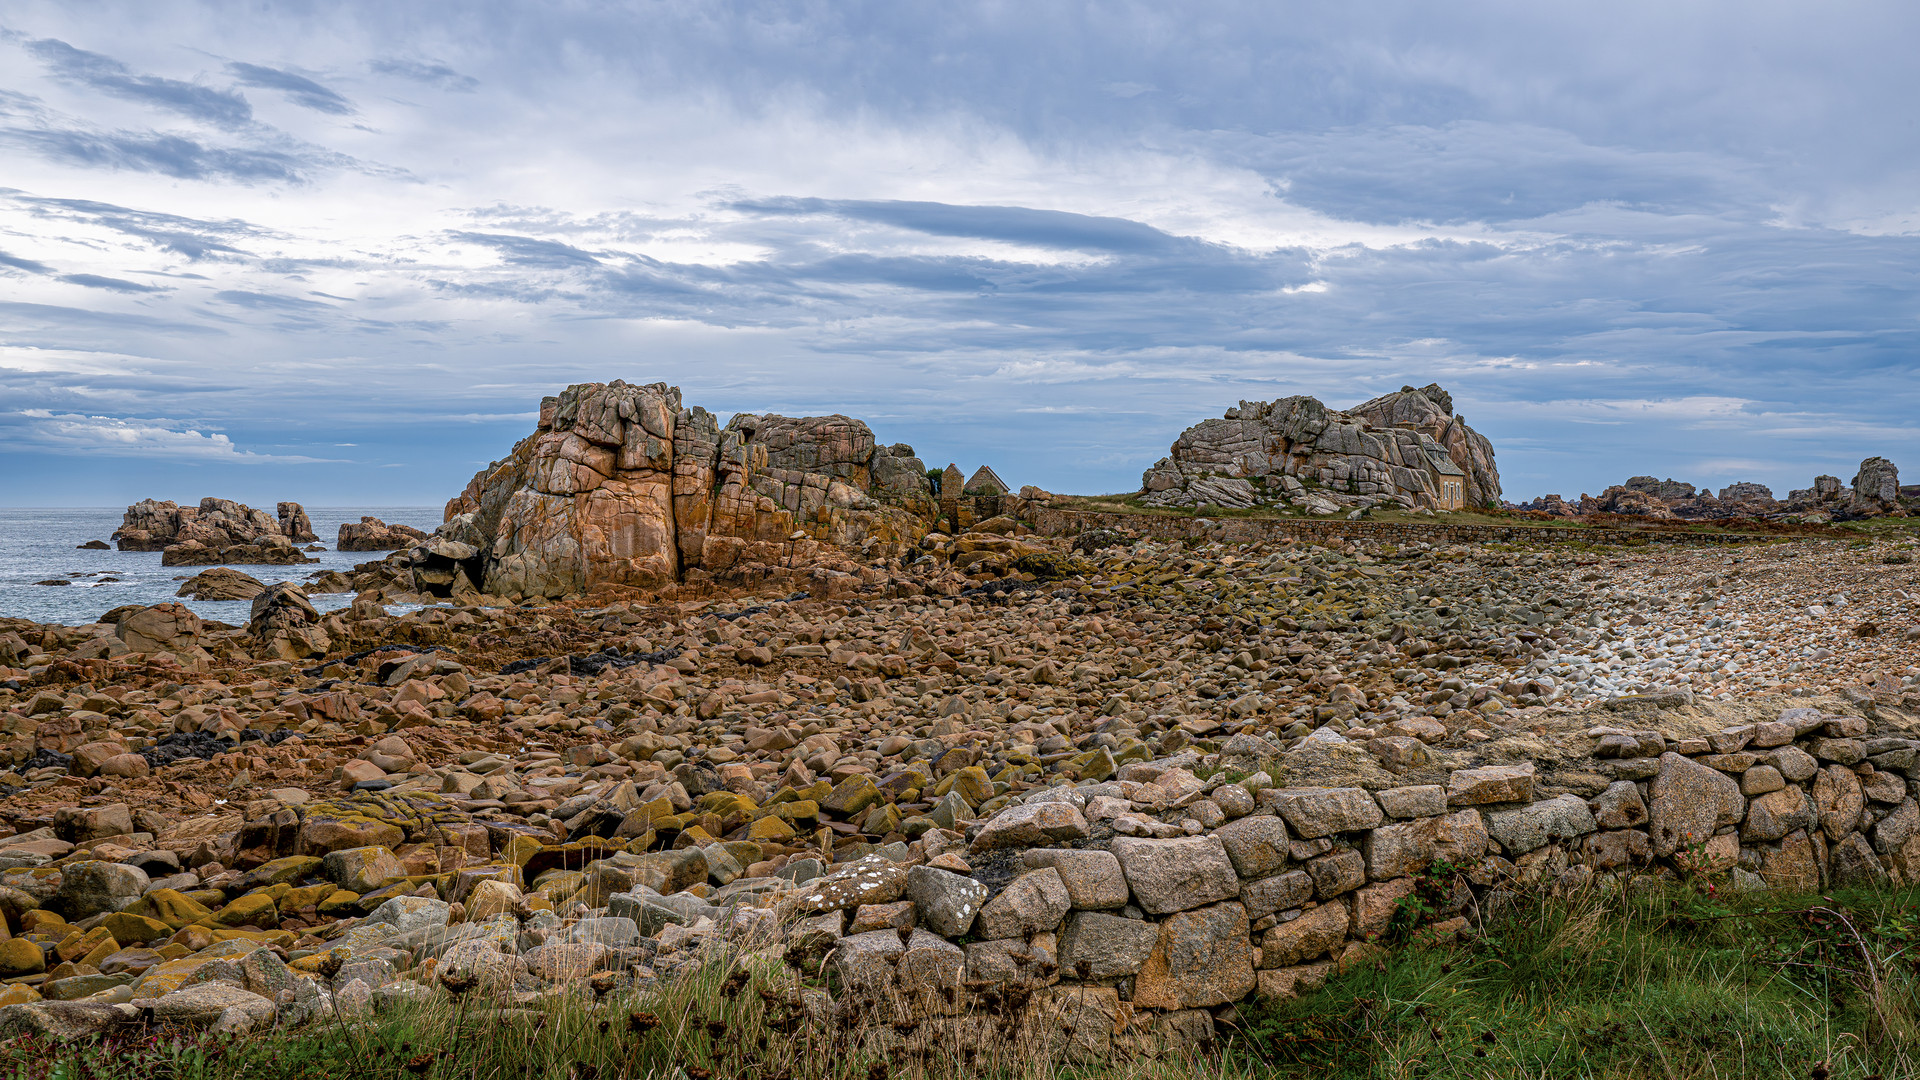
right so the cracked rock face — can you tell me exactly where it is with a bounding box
[1138,384,1500,513]
[435,380,935,600]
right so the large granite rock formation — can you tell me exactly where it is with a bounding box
[114,498,318,565]
[431,381,934,599]
[1849,457,1902,517]
[1139,383,1499,512]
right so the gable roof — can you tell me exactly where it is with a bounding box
[965,464,1009,495]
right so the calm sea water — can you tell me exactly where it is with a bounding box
[0,507,443,627]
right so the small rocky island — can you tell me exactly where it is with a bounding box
[113,498,319,566]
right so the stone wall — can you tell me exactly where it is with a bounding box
[1138,384,1500,513]
[1027,507,1771,548]
[435,381,936,599]
[773,706,1918,1054]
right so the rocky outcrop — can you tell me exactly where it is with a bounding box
[114,498,320,564]
[159,536,315,567]
[1850,457,1903,517]
[1139,384,1499,513]
[115,498,307,551]
[1538,460,1911,523]
[247,583,330,661]
[277,503,317,543]
[174,568,266,601]
[337,517,430,552]
[1718,482,1774,503]
[430,381,935,600]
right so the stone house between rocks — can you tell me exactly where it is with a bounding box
[964,465,1010,497]
[1427,448,1467,510]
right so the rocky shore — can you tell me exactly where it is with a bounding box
[1,380,1915,1060]
[0,520,1915,1051]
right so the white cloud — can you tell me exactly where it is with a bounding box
[3,409,339,463]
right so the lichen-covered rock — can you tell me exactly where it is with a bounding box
[905,865,988,936]
[1131,901,1255,1010]
[1058,912,1158,979]
[974,868,1070,940]
[1647,753,1745,857]
[1111,836,1239,915]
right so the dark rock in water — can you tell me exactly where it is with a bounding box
[277,502,317,543]
[304,570,353,594]
[77,540,110,550]
[175,567,267,601]
[338,517,430,552]
[34,580,71,587]
[161,538,316,566]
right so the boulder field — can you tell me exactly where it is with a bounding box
[0,520,1916,1053]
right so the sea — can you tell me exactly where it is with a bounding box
[0,507,444,627]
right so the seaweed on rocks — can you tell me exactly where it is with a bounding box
[142,728,298,768]
[960,579,1049,604]
[23,748,72,772]
[500,645,680,677]
[714,592,810,621]
[303,643,449,678]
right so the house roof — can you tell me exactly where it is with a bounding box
[965,464,1009,494]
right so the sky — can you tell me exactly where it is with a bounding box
[1,2,1917,508]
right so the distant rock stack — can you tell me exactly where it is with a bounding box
[1139,383,1499,513]
[112,497,318,566]
[277,502,318,543]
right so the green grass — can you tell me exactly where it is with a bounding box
[9,882,1917,1080]
[1237,881,1920,1079]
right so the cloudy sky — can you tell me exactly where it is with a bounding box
[2,2,1917,508]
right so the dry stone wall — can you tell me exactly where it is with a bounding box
[762,704,1918,1055]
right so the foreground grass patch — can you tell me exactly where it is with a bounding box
[6,883,1916,1080]
[1238,882,1920,1079]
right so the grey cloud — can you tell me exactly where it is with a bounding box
[59,273,167,293]
[225,62,353,115]
[25,37,253,128]
[737,197,1195,256]
[13,196,265,260]
[0,249,51,273]
[449,231,602,268]
[213,289,332,311]
[5,126,309,183]
[370,57,478,92]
